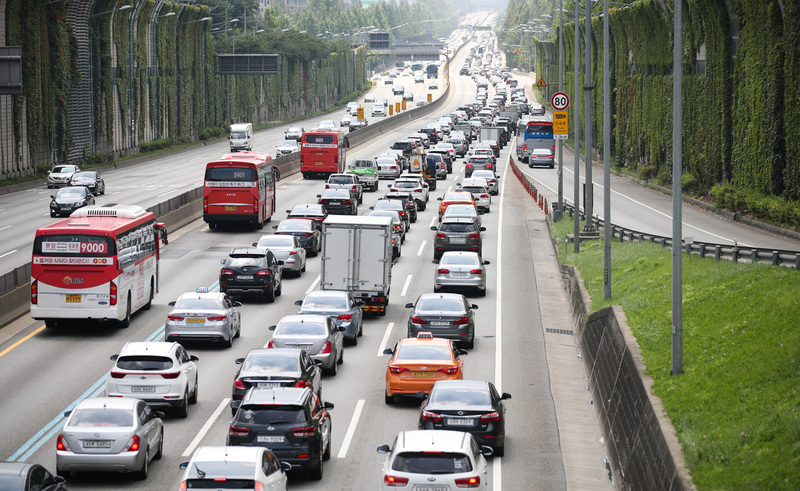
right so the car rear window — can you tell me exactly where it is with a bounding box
[439,223,477,233]
[116,355,174,371]
[174,297,225,310]
[185,461,255,481]
[303,134,336,144]
[276,321,327,336]
[391,452,473,474]
[277,221,312,232]
[441,255,479,266]
[430,388,492,407]
[328,176,354,184]
[243,353,300,372]
[303,293,348,310]
[257,236,294,248]
[226,257,267,268]
[70,408,133,427]
[416,297,464,312]
[234,405,306,425]
[185,478,257,489]
[461,186,486,194]
[396,345,452,361]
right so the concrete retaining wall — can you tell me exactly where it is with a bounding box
[564,265,694,490]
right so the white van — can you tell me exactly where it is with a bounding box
[229,123,253,152]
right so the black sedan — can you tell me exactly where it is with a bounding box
[317,188,357,215]
[50,186,95,217]
[219,247,283,302]
[273,219,322,256]
[232,348,322,405]
[418,379,511,456]
[384,192,418,223]
[286,204,328,232]
[68,170,105,195]
[0,462,66,490]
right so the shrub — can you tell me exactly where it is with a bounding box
[637,164,658,181]
[682,173,700,195]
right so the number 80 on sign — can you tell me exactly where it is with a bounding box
[551,92,570,111]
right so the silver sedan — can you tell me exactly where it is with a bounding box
[254,234,307,276]
[405,292,479,349]
[165,289,242,347]
[268,314,345,376]
[294,290,364,345]
[434,251,490,296]
[56,397,164,479]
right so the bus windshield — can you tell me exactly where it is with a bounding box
[525,124,554,135]
[204,166,257,182]
[303,134,337,145]
[33,234,116,256]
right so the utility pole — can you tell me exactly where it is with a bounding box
[583,0,595,232]
[556,0,564,222]
[671,0,684,375]
[603,0,611,299]
[573,0,581,252]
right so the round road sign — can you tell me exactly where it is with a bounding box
[551,92,570,111]
[522,63,529,69]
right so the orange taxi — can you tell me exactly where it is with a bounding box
[437,191,476,220]
[383,332,467,404]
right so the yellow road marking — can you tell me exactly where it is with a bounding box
[0,325,45,359]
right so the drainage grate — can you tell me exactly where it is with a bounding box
[546,328,574,335]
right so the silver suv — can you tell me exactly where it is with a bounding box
[430,217,486,261]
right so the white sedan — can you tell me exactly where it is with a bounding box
[180,446,289,490]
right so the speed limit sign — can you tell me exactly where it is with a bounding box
[551,92,570,111]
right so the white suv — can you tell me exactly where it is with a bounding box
[105,341,199,418]
[389,178,429,210]
[377,430,493,490]
[458,178,492,213]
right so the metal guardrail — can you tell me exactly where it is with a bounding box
[507,155,800,270]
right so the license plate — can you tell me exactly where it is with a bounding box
[225,206,237,211]
[186,318,205,324]
[257,435,285,443]
[315,161,324,166]
[290,345,311,351]
[430,321,449,326]
[452,272,469,277]
[237,275,253,280]
[257,382,282,388]
[82,440,112,448]
[416,486,448,491]
[412,371,436,377]
[132,386,156,393]
[66,294,81,303]
[450,237,467,244]
[446,418,475,426]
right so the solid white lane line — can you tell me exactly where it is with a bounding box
[400,274,413,296]
[336,399,365,459]
[417,240,427,256]
[0,250,18,259]
[446,185,453,193]
[305,274,321,294]
[156,191,174,198]
[429,216,437,229]
[377,322,395,356]
[182,398,231,457]
[0,225,11,231]
[493,158,509,491]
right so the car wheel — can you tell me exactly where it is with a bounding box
[338,347,344,364]
[358,322,363,337]
[309,442,324,480]
[349,333,358,346]
[135,449,149,480]
[529,164,533,168]
[478,287,487,297]
[50,212,56,218]
[234,322,241,338]
[175,390,189,418]
[45,319,59,329]
[264,285,275,303]
[326,357,338,376]
[464,338,475,350]
[154,430,164,459]
[485,207,490,214]
[494,444,505,457]
[301,262,307,273]
[384,390,395,404]
[189,377,198,404]
[119,294,132,328]
[276,280,282,297]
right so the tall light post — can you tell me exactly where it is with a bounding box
[556,1,565,222]
[583,0,595,233]
[573,0,581,252]
[672,0,684,375]
[603,0,611,299]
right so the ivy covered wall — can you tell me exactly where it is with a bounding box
[527,0,800,202]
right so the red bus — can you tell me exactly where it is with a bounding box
[203,152,278,229]
[300,130,348,178]
[30,205,166,329]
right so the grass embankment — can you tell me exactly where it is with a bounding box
[551,219,800,490]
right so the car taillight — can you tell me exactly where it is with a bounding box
[469,233,480,239]
[466,164,473,168]
[56,434,70,452]
[168,314,185,321]
[30,279,37,305]
[294,380,312,389]
[524,144,528,151]
[124,435,140,452]
[390,165,397,169]
[481,194,489,198]
[453,317,470,325]
[390,188,397,192]
[253,197,258,209]
[394,225,401,231]
[440,366,459,374]
[411,316,428,324]
[319,341,332,354]
[487,164,493,169]
[388,366,408,374]
[455,476,481,488]
[337,313,352,321]
[234,380,246,390]
[351,185,357,191]
[384,475,410,486]
[399,211,406,217]
[415,188,422,193]
[437,268,450,274]
[220,269,234,276]
[207,315,226,321]
[480,411,500,422]
[267,340,275,348]
[229,425,251,437]
[257,270,271,276]
[325,184,330,189]
[109,281,117,306]
[422,410,442,422]
[289,250,298,255]
[180,481,188,491]
[436,233,445,239]
[342,200,352,205]
[292,426,316,437]
[470,269,484,274]
[301,233,313,237]
[161,372,181,379]
[110,371,126,379]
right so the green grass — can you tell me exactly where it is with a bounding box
[551,219,800,490]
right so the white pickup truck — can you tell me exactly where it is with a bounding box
[346,159,379,192]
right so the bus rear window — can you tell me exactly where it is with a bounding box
[205,166,257,182]
[34,235,116,256]
[303,134,336,145]
[525,124,553,134]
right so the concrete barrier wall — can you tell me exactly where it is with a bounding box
[564,265,694,490]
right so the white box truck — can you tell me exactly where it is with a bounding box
[229,123,253,152]
[320,215,393,316]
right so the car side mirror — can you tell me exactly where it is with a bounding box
[383,348,394,355]
[280,461,292,473]
[480,445,494,458]
[190,355,200,362]
[220,259,226,265]
[430,226,437,231]
[230,400,241,411]
[480,227,486,231]
[314,359,323,365]
[338,326,347,331]
[294,300,303,306]
[437,197,443,201]
[179,461,189,470]
[501,392,512,400]
[324,401,335,409]
[235,358,245,365]
[316,194,321,198]
[277,260,284,266]
[168,301,176,306]
[50,195,55,199]
[252,242,258,247]
[110,354,119,361]
[53,475,66,484]
[471,304,479,310]
[458,349,469,356]
[154,410,166,419]
[272,225,278,230]
[233,301,242,307]
[377,444,391,454]
[285,210,292,213]
[404,303,414,308]
[269,325,277,331]
[369,206,374,210]
[483,260,491,265]
[416,391,427,399]
[356,300,365,307]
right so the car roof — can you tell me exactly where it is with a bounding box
[289,204,326,213]
[242,387,310,405]
[75,396,138,411]
[432,379,489,391]
[278,313,327,324]
[392,430,472,453]
[440,217,478,225]
[119,341,178,356]
[230,247,268,257]
[192,446,264,464]
[397,335,452,349]
[417,292,464,302]
[176,291,227,302]
[0,462,41,478]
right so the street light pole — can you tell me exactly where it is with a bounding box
[671,0,684,375]
[583,0,595,232]
[603,0,611,299]
[573,0,581,252]
[556,0,564,222]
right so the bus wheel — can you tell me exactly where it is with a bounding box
[45,319,58,329]
[208,222,217,230]
[302,172,309,179]
[143,279,154,311]
[119,294,131,328]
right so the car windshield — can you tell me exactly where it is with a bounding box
[116,355,174,371]
[439,223,477,233]
[391,452,473,474]
[70,408,133,427]
[279,140,297,147]
[257,236,294,248]
[441,255,480,266]
[174,297,224,310]
[416,297,464,312]
[52,165,77,173]
[234,406,306,425]
[243,354,300,372]
[276,321,327,336]
[430,388,492,407]
[71,172,94,179]
[277,221,312,232]
[396,345,452,361]
[302,293,348,310]
[55,188,85,198]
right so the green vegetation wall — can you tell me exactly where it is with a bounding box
[526,0,800,202]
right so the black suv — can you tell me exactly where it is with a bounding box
[391,140,415,159]
[384,192,418,223]
[431,217,486,260]
[228,387,333,480]
[231,348,322,404]
[219,248,283,302]
[417,127,439,144]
